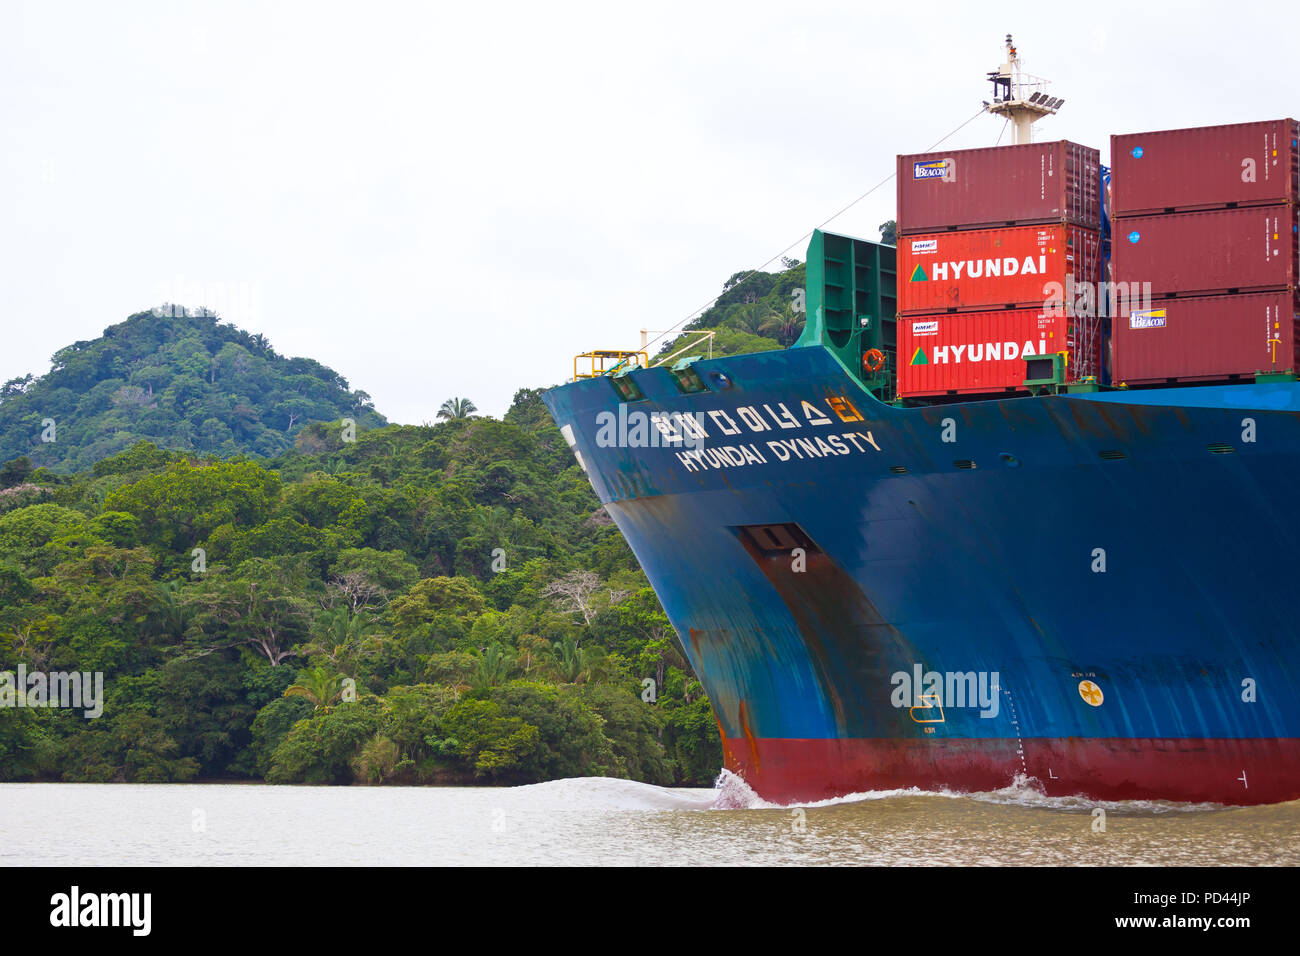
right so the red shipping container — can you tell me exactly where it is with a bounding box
[1111,119,1299,217]
[1112,205,1298,296]
[897,309,1101,397]
[897,223,1102,314]
[1113,291,1299,385]
[897,140,1100,235]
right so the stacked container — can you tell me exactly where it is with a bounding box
[895,140,1104,398]
[1110,119,1300,385]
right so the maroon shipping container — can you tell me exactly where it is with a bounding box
[897,140,1100,235]
[1113,291,1299,385]
[1111,119,1299,217]
[898,223,1101,314]
[1111,204,1298,297]
[897,308,1103,397]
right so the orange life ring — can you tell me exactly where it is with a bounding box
[863,348,886,373]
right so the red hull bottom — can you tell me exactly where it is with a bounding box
[723,736,1300,806]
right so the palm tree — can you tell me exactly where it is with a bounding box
[727,303,779,337]
[152,579,192,640]
[543,635,610,684]
[437,397,478,421]
[471,643,514,692]
[283,666,345,709]
[353,733,401,784]
[469,505,512,542]
[546,634,586,683]
[300,606,373,667]
[765,307,806,347]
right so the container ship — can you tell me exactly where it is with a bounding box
[543,38,1300,805]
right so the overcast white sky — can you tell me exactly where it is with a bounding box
[3,0,1297,422]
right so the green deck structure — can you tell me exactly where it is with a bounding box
[796,229,897,399]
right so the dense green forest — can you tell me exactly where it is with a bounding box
[0,307,386,472]
[0,258,828,787]
[0,408,725,785]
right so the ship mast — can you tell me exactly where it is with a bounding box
[984,34,1062,144]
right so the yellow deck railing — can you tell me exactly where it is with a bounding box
[573,350,648,380]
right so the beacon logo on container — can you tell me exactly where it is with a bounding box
[1129,308,1167,330]
[913,158,955,182]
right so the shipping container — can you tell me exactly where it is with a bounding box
[897,140,1100,235]
[1112,204,1298,296]
[1113,291,1299,385]
[1111,119,1299,217]
[896,308,1102,397]
[897,223,1102,314]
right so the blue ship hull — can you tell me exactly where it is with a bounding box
[544,345,1300,804]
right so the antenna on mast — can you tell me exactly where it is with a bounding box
[983,34,1062,144]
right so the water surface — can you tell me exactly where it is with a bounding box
[2,773,1294,866]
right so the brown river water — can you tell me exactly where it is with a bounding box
[2,773,1296,866]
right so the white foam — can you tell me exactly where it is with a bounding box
[505,776,718,811]
[705,769,1232,814]
[709,769,764,808]
[708,768,961,809]
[962,773,1230,814]
[499,770,1238,815]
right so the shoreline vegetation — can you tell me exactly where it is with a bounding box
[0,415,723,788]
[0,263,817,787]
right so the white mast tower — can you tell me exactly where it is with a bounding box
[984,34,1063,144]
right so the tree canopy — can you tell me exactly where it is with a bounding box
[652,259,805,363]
[1,376,720,785]
[0,308,386,472]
